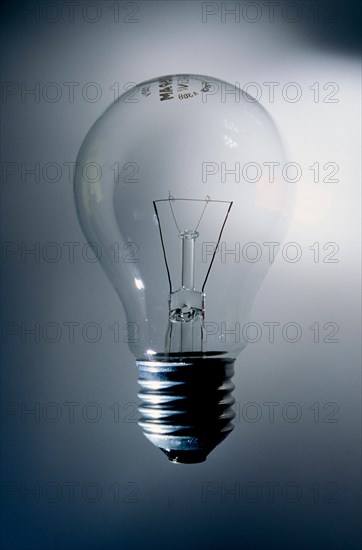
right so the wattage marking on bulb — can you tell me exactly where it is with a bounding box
[158,76,202,103]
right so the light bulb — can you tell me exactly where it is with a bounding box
[74,74,294,464]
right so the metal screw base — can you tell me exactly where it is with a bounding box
[137,358,235,464]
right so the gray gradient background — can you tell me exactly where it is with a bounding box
[1,1,361,549]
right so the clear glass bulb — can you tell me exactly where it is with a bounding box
[74,74,294,463]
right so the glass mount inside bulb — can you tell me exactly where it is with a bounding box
[153,195,233,354]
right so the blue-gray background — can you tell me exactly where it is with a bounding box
[1,1,361,549]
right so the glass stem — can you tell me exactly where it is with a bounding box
[181,233,196,290]
[180,231,197,352]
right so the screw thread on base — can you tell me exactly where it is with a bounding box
[137,358,235,464]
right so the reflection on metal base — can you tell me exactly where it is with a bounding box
[137,358,235,464]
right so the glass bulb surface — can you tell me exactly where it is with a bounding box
[74,74,295,462]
